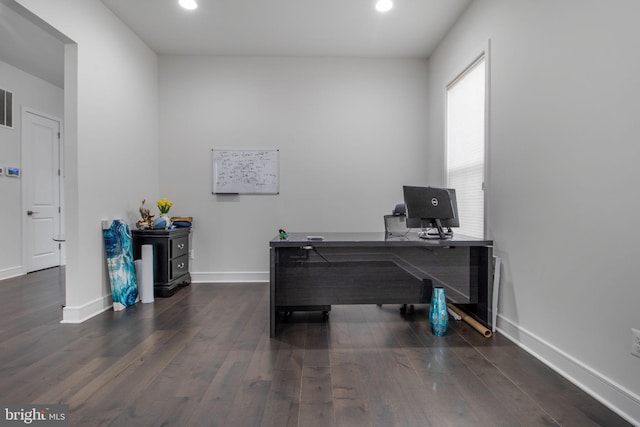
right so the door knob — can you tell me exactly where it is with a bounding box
[27,210,39,216]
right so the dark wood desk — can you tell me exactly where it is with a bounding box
[269,232,493,337]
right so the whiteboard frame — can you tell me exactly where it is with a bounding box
[211,148,280,195]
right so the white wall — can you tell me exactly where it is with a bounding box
[428,0,640,423]
[159,56,431,280]
[16,0,160,322]
[0,60,64,280]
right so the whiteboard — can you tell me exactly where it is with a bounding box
[212,149,279,194]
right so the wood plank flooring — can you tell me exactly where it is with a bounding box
[0,267,631,426]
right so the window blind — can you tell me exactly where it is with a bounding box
[446,57,485,238]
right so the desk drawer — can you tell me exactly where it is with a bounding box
[171,236,189,258]
[171,255,189,280]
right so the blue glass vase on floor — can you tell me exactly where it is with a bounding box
[429,286,448,336]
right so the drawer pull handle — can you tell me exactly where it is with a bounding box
[177,262,185,269]
[178,244,185,250]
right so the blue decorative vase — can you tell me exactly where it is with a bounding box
[153,214,171,229]
[429,286,448,336]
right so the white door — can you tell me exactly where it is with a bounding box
[23,111,62,272]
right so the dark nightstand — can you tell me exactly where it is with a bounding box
[131,227,191,297]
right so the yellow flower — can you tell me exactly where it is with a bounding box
[157,198,173,214]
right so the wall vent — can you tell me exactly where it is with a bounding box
[0,88,14,128]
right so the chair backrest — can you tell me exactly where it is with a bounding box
[384,214,409,236]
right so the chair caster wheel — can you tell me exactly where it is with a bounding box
[400,304,414,315]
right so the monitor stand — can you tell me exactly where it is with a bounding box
[417,219,452,240]
[433,219,447,239]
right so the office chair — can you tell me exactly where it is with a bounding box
[384,214,411,237]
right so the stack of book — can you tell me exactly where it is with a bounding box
[170,216,192,228]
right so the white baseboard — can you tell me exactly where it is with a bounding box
[0,266,25,281]
[60,294,112,324]
[496,314,640,426]
[58,271,268,324]
[190,271,269,283]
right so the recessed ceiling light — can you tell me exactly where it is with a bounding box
[376,0,393,12]
[179,0,198,10]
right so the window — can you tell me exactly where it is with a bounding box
[446,55,486,238]
[0,88,13,128]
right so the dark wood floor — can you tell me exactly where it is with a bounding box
[0,267,631,427]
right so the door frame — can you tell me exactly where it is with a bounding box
[21,107,65,273]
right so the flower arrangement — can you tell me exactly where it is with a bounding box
[157,198,173,215]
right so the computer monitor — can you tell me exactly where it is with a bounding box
[402,186,456,239]
[405,188,459,230]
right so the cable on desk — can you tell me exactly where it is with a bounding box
[302,246,331,264]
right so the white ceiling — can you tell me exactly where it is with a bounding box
[101,0,471,58]
[0,0,471,88]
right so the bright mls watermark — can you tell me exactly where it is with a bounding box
[1,405,69,426]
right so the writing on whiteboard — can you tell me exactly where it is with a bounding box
[212,149,279,194]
